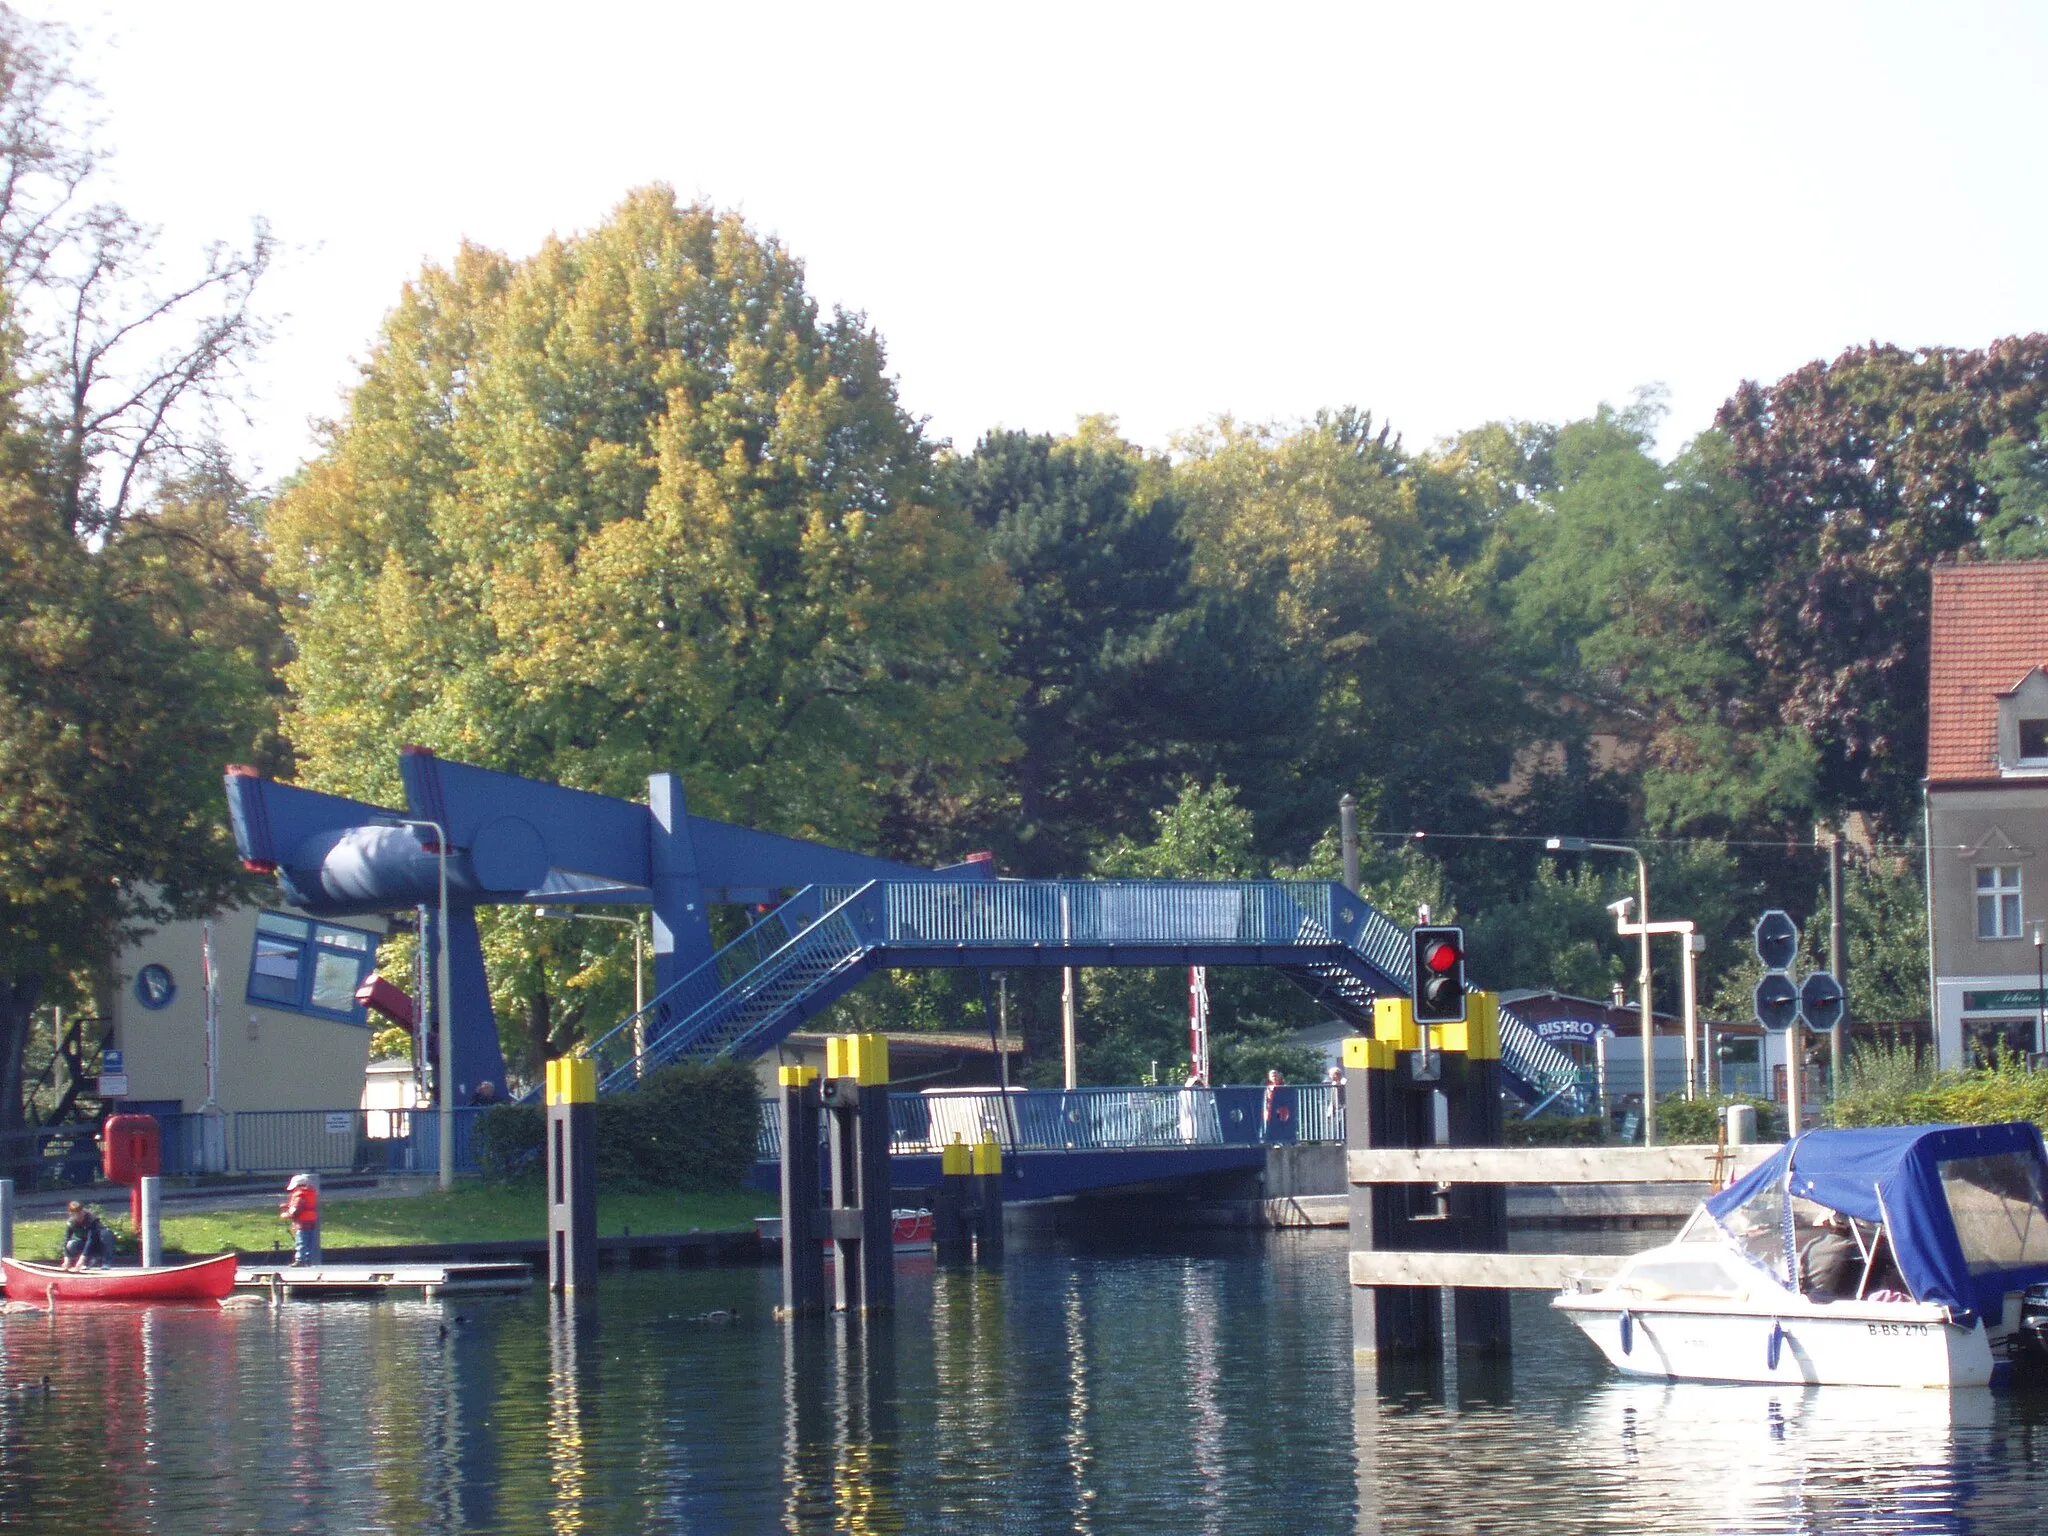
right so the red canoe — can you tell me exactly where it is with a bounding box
[0,1253,238,1303]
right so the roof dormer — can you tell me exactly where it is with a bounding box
[1997,667,2048,775]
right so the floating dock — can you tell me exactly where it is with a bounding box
[236,1262,532,1297]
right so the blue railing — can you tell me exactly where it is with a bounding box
[757,1084,1347,1162]
[579,885,876,1093]
[883,879,1342,949]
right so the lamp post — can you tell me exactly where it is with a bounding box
[2035,923,2045,1061]
[536,907,647,1072]
[394,819,453,1191]
[1549,837,1656,1145]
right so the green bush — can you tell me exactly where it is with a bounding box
[1504,1113,1606,1146]
[473,1103,544,1179]
[472,1058,761,1191]
[1829,1045,2048,1132]
[596,1058,761,1191]
[1656,1093,1785,1144]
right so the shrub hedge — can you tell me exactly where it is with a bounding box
[1829,1054,2048,1132]
[1506,1094,1784,1145]
[471,1057,760,1191]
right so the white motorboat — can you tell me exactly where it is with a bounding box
[1554,1121,2048,1389]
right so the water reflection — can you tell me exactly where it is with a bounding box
[0,1236,2043,1533]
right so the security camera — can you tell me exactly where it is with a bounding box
[1606,896,1636,918]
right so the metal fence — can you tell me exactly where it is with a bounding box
[755,1083,1344,1163]
[231,1107,490,1176]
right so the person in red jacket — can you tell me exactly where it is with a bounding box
[280,1174,319,1266]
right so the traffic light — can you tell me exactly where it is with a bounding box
[1411,925,1467,1024]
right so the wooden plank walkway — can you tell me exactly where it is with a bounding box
[236,1262,532,1297]
[1347,1250,1619,1290]
[1347,1143,1779,1185]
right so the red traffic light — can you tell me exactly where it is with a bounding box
[1410,925,1468,1024]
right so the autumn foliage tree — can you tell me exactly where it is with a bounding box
[1716,338,2048,833]
[271,189,1017,1069]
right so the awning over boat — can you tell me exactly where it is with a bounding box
[1705,1122,2048,1323]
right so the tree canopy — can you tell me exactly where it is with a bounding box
[272,189,1016,845]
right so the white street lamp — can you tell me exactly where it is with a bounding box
[1549,837,1657,1144]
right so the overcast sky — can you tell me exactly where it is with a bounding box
[41,0,2048,486]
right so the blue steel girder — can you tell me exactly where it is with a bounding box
[223,753,995,1112]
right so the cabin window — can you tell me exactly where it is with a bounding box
[1938,1153,2048,1273]
[1977,866,2023,939]
[2022,719,2048,762]
[247,912,378,1022]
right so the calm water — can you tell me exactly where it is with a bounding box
[3,1231,2048,1533]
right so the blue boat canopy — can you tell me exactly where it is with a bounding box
[1704,1122,2048,1322]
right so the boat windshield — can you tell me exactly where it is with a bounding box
[1717,1173,1793,1286]
[1938,1151,2048,1274]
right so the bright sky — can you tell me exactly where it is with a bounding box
[43,0,2048,487]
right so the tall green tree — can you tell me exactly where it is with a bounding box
[944,420,1299,875]
[1502,404,1820,837]
[0,9,280,1144]
[273,190,1018,1054]
[1173,410,1526,854]
[1716,338,2048,833]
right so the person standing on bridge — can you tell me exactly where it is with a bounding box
[1262,1070,1296,1144]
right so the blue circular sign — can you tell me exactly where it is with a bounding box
[133,963,176,1010]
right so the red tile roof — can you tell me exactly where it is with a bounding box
[1927,562,2048,784]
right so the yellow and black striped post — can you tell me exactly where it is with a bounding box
[545,1058,598,1293]
[1442,992,1510,1355]
[823,1034,895,1314]
[778,1063,826,1317]
[934,1134,973,1265]
[972,1134,1005,1261]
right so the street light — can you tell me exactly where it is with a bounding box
[2034,923,2045,1061]
[536,907,647,1071]
[391,818,453,1191]
[1549,836,1657,1145]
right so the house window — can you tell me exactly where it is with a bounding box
[2023,719,2048,762]
[1976,866,2023,940]
[248,912,378,1020]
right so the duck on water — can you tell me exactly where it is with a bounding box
[1554,1121,2048,1389]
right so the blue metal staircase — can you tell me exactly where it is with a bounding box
[574,878,1588,1111]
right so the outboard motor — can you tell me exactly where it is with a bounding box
[2014,1285,2048,1386]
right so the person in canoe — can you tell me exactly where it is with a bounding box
[60,1202,113,1269]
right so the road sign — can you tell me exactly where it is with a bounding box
[1754,910,1799,972]
[1754,972,1799,1032]
[1799,970,1845,1032]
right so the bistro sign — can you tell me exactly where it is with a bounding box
[1531,1015,1614,1044]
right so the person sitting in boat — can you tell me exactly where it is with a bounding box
[60,1202,113,1270]
[1798,1209,1862,1299]
[280,1174,319,1266]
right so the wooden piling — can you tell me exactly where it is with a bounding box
[778,1064,826,1316]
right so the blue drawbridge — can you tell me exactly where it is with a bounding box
[575,878,1583,1110]
[222,752,1584,1116]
